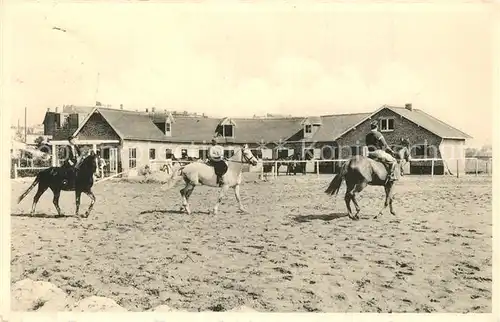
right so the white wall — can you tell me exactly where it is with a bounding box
[121,141,246,173]
[439,139,466,175]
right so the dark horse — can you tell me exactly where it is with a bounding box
[17,151,101,218]
[325,139,411,220]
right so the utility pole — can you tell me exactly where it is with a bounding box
[24,106,27,143]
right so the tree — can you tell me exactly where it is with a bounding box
[34,136,45,148]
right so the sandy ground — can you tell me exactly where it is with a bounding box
[11,173,492,312]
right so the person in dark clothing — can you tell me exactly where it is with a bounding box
[61,135,82,186]
[207,137,227,186]
[365,120,398,182]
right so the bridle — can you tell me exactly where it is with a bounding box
[226,147,258,165]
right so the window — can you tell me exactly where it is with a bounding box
[149,148,156,160]
[277,149,289,159]
[305,124,312,134]
[199,149,208,160]
[414,143,434,158]
[181,149,188,159]
[380,118,395,132]
[165,148,173,159]
[222,125,233,137]
[224,149,234,159]
[165,122,171,136]
[129,148,137,169]
[351,146,361,156]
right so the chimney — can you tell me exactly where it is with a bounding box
[120,104,123,110]
[405,103,413,111]
[146,108,149,113]
[55,107,59,113]
[151,107,156,113]
[47,108,51,112]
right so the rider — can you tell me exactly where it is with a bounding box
[60,135,82,186]
[67,135,83,170]
[365,120,398,182]
[208,137,227,186]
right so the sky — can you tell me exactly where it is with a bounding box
[2,2,496,147]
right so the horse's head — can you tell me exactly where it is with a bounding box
[237,144,258,166]
[81,150,102,178]
[395,138,411,174]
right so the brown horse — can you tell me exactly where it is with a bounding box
[325,139,411,220]
[17,151,102,218]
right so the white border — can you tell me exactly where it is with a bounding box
[2,1,498,322]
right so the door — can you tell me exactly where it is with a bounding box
[109,147,118,174]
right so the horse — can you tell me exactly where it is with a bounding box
[285,153,305,175]
[17,151,102,218]
[324,139,411,220]
[161,145,259,215]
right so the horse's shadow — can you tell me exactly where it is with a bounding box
[292,213,348,223]
[11,212,70,219]
[139,209,212,215]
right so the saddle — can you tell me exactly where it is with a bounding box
[58,162,78,188]
[207,159,228,176]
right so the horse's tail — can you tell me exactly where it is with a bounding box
[325,161,348,196]
[17,173,41,204]
[161,164,185,190]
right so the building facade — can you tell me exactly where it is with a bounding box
[44,103,472,176]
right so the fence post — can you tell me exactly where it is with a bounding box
[260,161,264,180]
[274,161,278,178]
[431,159,434,178]
[475,158,478,176]
[316,160,320,178]
[457,159,460,178]
[14,163,18,179]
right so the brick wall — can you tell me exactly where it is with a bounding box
[77,113,121,141]
[336,108,443,160]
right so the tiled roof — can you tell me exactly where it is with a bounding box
[56,105,471,144]
[97,108,171,141]
[312,113,372,142]
[385,106,472,139]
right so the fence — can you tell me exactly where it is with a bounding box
[257,157,493,179]
[11,156,492,180]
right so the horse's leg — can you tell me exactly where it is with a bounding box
[180,182,194,215]
[234,184,248,213]
[351,181,367,220]
[344,181,356,220]
[375,183,392,219]
[179,186,186,212]
[387,182,397,216]
[50,188,63,217]
[83,191,96,218]
[30,184,48,216]
[75,190,82,217]
[213,184,229,215]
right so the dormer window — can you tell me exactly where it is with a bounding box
[222,124,233,137]
[305,124,312,134]
[217,117,236,138]
[165,121,171,136]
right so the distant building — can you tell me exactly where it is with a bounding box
[43,103,472,176]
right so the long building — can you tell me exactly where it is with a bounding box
[43,103,472,176]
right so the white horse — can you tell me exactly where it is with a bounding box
[162,145,259,215]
